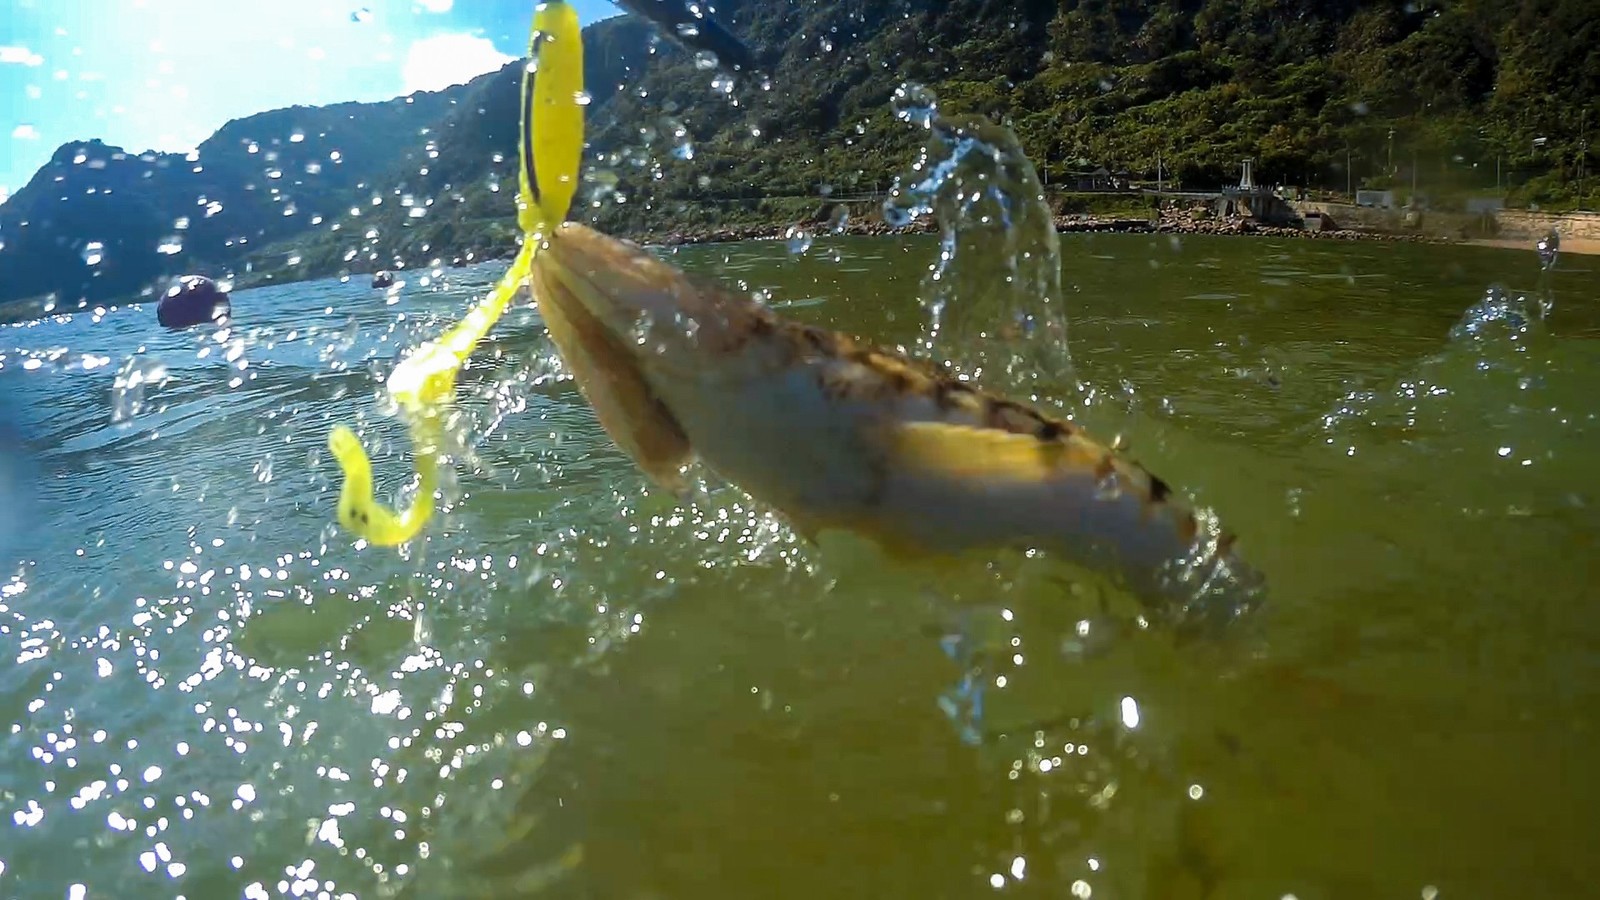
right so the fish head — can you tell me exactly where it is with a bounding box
[529,222,788,492]
[532,222,765,385]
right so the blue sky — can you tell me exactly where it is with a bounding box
[0,0,619,202]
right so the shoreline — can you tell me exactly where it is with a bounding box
[218,211,1587,294]
[625,211,1466,249]
[1461,236,1600,256]
[2,218,1574,323]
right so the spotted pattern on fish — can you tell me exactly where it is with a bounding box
[748,313,1218,550]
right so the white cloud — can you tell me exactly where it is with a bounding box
[0,45,45,67]
[401,33,512,94]
[417,0,453,11]
[11,124,40,141]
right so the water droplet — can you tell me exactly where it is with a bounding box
[584,168,620,205]
[111,357,170,423]
[693,50,719,71]
[1537,229,1560,271]
[82,241,104,266]
[883,198,916,228]
[1119,696,1140,729]
[156,236,183,255]
[351,7,372,23]
[892,82,938,129]
[785,226,814,256]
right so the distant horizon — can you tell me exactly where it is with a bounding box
[0,0,620,203]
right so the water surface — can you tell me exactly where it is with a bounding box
[1,234,1597,899]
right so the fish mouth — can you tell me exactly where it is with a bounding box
[529,224,695,492]
[533,223,733,344]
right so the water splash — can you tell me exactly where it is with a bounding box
[1537,229,1560,272]
[1534,229,1559,318]
[823,203,849,235]
[784,225,814,256]
[110,357,171,423]
[1448,286,1541,346]
[882,83,1071,403]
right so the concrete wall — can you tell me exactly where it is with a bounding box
[1495,209,1600,241]
[1295,201,1600,241]
[1293,201,1486,238]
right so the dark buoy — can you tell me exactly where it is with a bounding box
[157,275,230,330]
[371,270,395,288]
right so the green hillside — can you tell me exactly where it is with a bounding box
[1,0,1594,304]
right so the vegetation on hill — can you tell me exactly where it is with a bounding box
[0,0,1595,304]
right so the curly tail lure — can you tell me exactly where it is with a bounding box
[327,0,585,546]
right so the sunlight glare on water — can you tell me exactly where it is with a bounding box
[1,2,1599,899]
[3,223,1600,900]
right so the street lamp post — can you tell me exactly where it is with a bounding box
[1581,108,1590,211]
[1581,138,1589,211]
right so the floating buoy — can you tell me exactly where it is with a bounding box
[157,275,230,330]
[371,270,395,288]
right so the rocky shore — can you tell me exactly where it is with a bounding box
[237,201,1467,292]
[626,206,1457,248]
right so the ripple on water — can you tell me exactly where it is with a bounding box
[2,231,1599,898]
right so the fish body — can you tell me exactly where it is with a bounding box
[530,223,1263,623]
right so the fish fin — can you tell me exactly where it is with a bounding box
[533,264,695,493]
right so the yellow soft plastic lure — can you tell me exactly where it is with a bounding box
[328,0,585,546]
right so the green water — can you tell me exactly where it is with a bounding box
[1,233,1597,899]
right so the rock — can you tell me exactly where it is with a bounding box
[157,275,230,330]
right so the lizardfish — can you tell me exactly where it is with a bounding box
[529,224,1264,624]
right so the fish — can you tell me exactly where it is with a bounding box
[612,0,762,76]
[528,223,1265,628]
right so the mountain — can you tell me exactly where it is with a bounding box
[1,0,1595,306]
[0,88,460,306]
